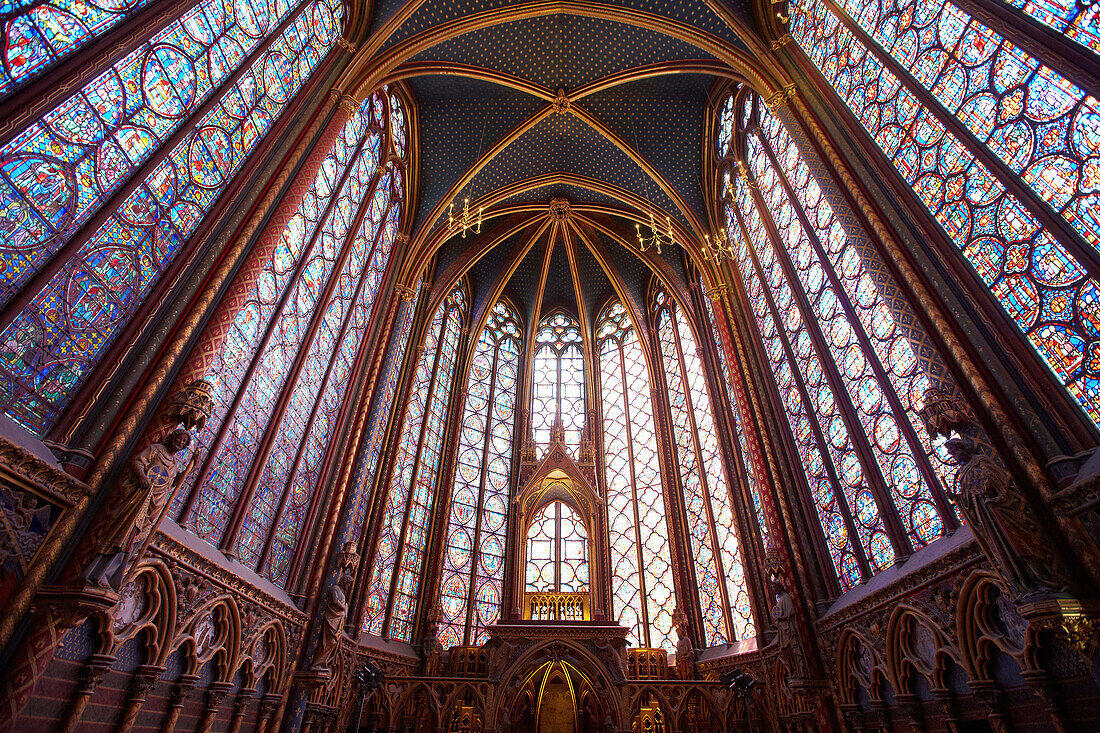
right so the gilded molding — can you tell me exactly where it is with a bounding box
[764,83,798,108]
[0,437,91,506]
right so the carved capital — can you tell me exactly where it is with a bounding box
[764,83,798,108]
[78,654,116,694]
[129,665,164,700]
[169,675,200,708]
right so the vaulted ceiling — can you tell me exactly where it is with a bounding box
[338,0,791,329]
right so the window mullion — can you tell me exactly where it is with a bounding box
[618,338,651,648]
[819,0,1100,280]
[730,201,874,577]
[757,131,960,532]
[668,310,736,642]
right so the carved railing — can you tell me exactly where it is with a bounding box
[628,648,669,680]
[523,592,589,621]
[447,646,488,677]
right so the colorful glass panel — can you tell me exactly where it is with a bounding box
[746,129,942,550]
[525,498,589,593]
[531,312,584,457]
[700,285,769,549]
[598,301,676,651]
[181,110,384,545]
[832,0,1100,250]
[792,0,1100,426]
[0,0,342,433]
[656,291,754,644]
[1005,0,1100,52]
[438,301,520,649]
[1,0,156,95]
[363,286,465,640]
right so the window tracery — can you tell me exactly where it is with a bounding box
[158,88,403,588]
[718,86,959,590]
[791,0,1100,428]
[525,499,589,593]
[531,312,584,457]
[363,283,466,641]
[0,0,343,434]
[438,300,520,648]
[597,300,676,651]
[654,285,754,644]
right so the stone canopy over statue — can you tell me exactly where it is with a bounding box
[82,429,199,589]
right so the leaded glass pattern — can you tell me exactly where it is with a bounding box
[531,312,584,457]
[363,285,465,640]
[0,0,343,433]
[525,498,589,593]
[178,95,386,546]
[700,286,769,550]
[598,300,676,651]
[655,288,754,644]
[1,0,154,94]
[1005,0,1100,52]
[792,0,1100,427]
[438,301,520,649]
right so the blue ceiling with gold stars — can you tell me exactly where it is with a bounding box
[356,0,766,318]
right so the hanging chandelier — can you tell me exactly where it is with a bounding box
[702,229,736,261]
[635,211,674,254]
[448,197,483,238]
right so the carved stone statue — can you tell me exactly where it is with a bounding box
[672,606,695,680]
[83,429,198,589]
[311,542,359,675]
[771,579,806,678]
[422,604,444,676]
[945,438,1070,595]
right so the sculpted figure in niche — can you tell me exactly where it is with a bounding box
[83,429,198,589]
[312,542,359,675]
[771,577,806,678]
[422,606,444,676]
[945,438,1070,595]
[672,606,695,680]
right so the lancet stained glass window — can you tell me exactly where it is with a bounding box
[0,0,343,434]
[363,284,465,640]
[791,0,1100,428]
[718,86,959,590]
[700,285,769,550]
[655,286,754,644]
[164,89,404,589]
[531,312,584,457]
[598,300,676,651]
[525,498,589,593]
[438,301,520,648]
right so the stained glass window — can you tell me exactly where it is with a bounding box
[699,286,769,550]
[791,0,1100,428]
[363,284,466,641]
[0,0,343,434]
[531,312,584,457]
[437,301,520,649]
[718,86,959,590]
[160,89,404,589]
[597,300,676,651]
[654,286,754,644]
[1005,0,1100,52]
[525,498,589,593]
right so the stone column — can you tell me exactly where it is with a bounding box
[59,653,115,733]
[196,681,232,733]
[226,688,254,733]
[158,674,198,733]
[114,664,165,733]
